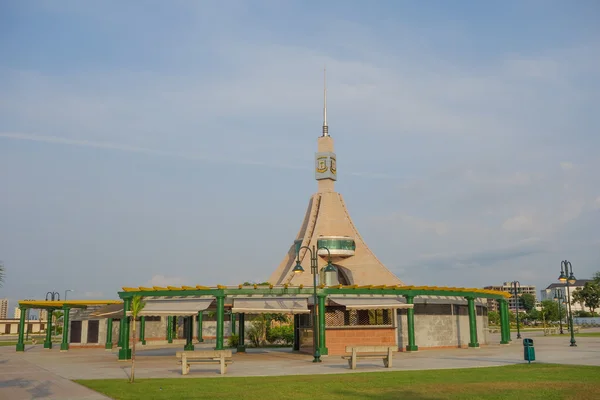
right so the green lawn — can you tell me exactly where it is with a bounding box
[78,364,600,400]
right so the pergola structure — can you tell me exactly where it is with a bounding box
[111,284,512,360]
[14,300,121,352]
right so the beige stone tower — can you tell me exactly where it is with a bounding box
[268,71,404,287]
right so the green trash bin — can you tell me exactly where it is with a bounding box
[523,338,535,363]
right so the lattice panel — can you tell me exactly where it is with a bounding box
[325,308,393,327]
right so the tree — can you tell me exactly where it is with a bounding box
[540,300,565,322]
[520,294,536,312]
[487,311,500,325]
[52,311,64,336]
[129,296,146,383]
[593,271,600,284]
[573,282,600,313]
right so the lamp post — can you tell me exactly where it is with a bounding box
[553,288,564,334]
[64,289,74,301]
[292,245,333,363]
[559,260,577,347]
[511,281,522,339]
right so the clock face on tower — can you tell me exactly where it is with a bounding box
[330,157,336,174]
[316,157,327,173]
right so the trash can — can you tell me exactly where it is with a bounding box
[523,338,535,363]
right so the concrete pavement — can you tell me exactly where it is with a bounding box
[1,330,598,399]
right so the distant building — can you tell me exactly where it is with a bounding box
[484,282,537,312]
[0,298,7,319]
[39,310,48,321]
[13,307,21,319]
[540,280,592,313]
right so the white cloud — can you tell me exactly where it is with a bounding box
[502,214,535,232]
[560,162,574,171]
[146,275,187,288]
[83,291,104,298]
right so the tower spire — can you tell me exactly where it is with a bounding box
[322,66,328,136]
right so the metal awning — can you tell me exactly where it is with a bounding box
[328,296,414,310]
[231,298,310,314]
[126,297,214,317]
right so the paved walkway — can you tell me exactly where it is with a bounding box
[1,331,599,399]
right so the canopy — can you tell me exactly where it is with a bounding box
[126,297,214,317]
[328,296,414,310]
[231,298,309,314]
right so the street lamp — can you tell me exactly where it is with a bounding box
[45,291,60,301]
[553,288,564,334]
[64,289,74,301]
[292,245,333,363]
[559,260,577,347]
[511,281,522,339]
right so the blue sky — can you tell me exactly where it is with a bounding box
[1,1,599,311]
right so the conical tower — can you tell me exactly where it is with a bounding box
[269,71,404,287]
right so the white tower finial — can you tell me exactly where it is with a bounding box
[323,66,329,136]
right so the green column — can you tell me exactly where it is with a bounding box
[504,300,512,342]
[467,297,479,348]
[167,316,173,343]
[318,295,327,356]
[197,311,204,342]
[499,300,509,344]
[44,309,53,349]
[118,298,132,360]
[184,316,194,351]
[215,295,225,350]
[140,316,146,345]
[405,296,418,351]
[16,307,26,352]
[231,312,236,336]
[237,313,246,352]
[293,314,300,351]
[118,317,124,347]
[60,306,70,351]
[105,318,113,350]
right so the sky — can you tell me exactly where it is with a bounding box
[1,1,599,312]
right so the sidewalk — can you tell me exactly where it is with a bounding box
[1,332,598,399]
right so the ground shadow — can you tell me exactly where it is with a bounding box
[28,380,53,399]
[0,378,34,389]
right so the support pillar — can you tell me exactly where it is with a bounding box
[405,296,418,351]
[318,295,327,356]
[467,297,479,348]
[215,295,225,350]
[140,316,146,345]
[184,316,194,351]
[293,314,300,351]
[197,311,204,342]
[16,307,26,352]
[231,312,236,336]
[44,309,53,349]
[504,300,512,342]
[60,306,70,351]
[167,315,173,343]
[118,317,124,347]
[499,300,509,344]
[237,313,246,353]
[105,318,113,350]
[118,298,132,360]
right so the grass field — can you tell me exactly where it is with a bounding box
[78,364,600,400]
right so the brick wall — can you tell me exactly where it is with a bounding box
[325,327,396,355]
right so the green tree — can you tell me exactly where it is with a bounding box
[593,271,600,284]
[573,282,600,313]
[541,300,565,322]
[520,293,536,312]
[487,311,500,325]
[52,311,64,337]
[129,296,146,383]
[527,308,541,321]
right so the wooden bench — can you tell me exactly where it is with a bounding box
[175,350,233,375]
[341,346,396,370]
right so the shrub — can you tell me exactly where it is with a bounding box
[267,325,294,345]
[227,334,239,348]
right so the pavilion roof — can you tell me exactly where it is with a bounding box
[17,300,121,310]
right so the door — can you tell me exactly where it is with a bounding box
[87,320,99,343]
[4,324,10,334]
[70,321,82,343]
